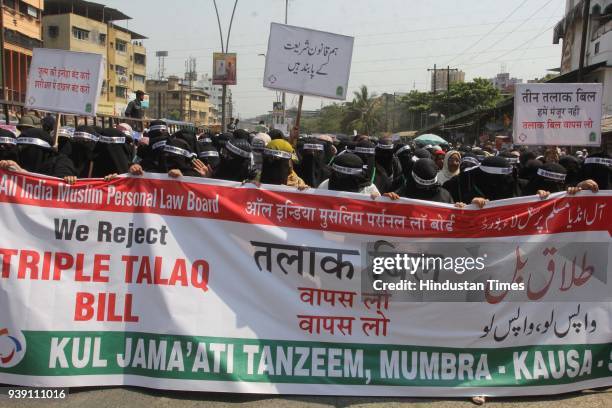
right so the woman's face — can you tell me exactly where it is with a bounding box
[435,154,444,170]
[448,153,460,173]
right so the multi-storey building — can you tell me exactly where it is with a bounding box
[146,76,216,128]
[42,0,147,115]
[554,0,612,115]
[1,0,44,102]
[430,69,465,93]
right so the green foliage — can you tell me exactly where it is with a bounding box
[296,80,502,134]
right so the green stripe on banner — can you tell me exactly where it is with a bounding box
[1,331,611,387]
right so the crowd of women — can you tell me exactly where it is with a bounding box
[0,119,609,208]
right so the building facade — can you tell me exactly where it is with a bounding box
[146,76,216,127]
[554,0,612,115]
[42,0,147,115]
[196,73,233,126]
[430,69,465,93]
[2,0,44,103]
[489,72,523,94]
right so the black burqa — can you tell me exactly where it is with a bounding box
[65,125,98,178]
[522,162,567,196]
[91,128,133,177]
[0,128,18,161]
[260,151,291,185]
[16,128,76,177]
[138,120,169,173]
[581,152,611,190]
[214,139,253,182]
[327,152,371,193]
[162,138,201,177]
[295,137,330,188]
[396,158,454,203]
[454,156,521,203]
[374,141,402,193]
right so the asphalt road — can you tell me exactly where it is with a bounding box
[1,387,611,408]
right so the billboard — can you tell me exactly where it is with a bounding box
[263,23,354,100]
[513,83,602,146]
[213,53,237,85]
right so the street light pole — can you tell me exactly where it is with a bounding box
[213,0,238,132]
[282,0,287,125]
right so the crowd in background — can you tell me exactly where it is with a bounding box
[0,116,610,208]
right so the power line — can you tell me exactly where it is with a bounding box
[454,0,556,67]
[445,0,530,65]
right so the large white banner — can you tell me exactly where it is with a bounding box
[0,170,611,397]
[25,48,105,116]
[263,23,354,100]
[513,83,603,146]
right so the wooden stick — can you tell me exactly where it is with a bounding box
[53,113,62,148]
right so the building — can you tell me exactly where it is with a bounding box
[489,72,523,94]
[196,73,234,126]
[42,0,147,115]
[146,76,216,127]
[430,69,465,93]
[2,0,45,102]
[553,0,612,115]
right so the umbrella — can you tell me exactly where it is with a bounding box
[414,134,449,146]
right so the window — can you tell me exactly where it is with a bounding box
[115,65,127,75]
[72,26,89,41]
[115,87,127,98]
[99,33,106,44]
[109,64,114,70]
[48,26,59,38]
[134,53,146,65]
[134,74,145,83]
[26,5,38,18]
[172,93,179,100]
[115,39,127,53]
[595,42,600,54]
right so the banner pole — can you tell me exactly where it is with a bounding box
[53,113,62,148]
[291,94,303,146]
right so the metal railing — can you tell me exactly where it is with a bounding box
[0,99,197,134]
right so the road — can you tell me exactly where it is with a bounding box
[1,387,611,408]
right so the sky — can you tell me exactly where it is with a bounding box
[99,0,566,119]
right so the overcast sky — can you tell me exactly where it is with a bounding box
[99,0,565,119]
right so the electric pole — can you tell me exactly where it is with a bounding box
[427,64,437,94]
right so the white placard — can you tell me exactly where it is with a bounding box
[513,83,602,146]
[263,23,354,100]
[25,48,105,116]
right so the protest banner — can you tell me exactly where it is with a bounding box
[263,23,354,100]
[513,83,603,146]
[0,170,610,397]
[24,48,105,116]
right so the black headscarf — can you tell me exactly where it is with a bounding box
[558,155,581,187]
[260,142,293,185]
[212,132,233,153]
[16,128,76,177]
[68,125,98,178]
[397,158,453,203]
[162,138,201,177]
[91,127,133,177]
[328,152,370,193]
[197,144,220,173]
[522,162,567,196]
[518,158,543,180]
[138,120,169,172]
[268,129,285,140]
[351,140,376,185]
[581,152,611,190]
[374,138,402,193]
[0,128,18,161]
[295,137,330,188]
[214,138,253,182]
[466,156,520,201]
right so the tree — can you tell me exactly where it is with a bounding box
[343,85,382,135]
[432,78,501,117]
